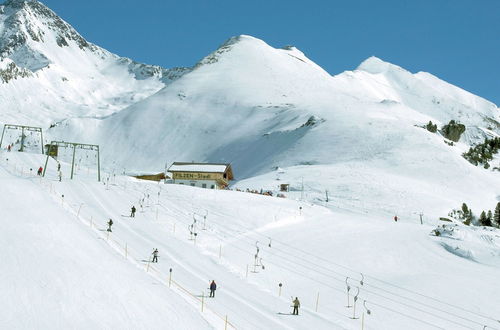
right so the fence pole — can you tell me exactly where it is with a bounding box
[77,204,83,218]
[219,244,222,259]
[246,264,249,278]
[315,292,320,312]
[225,315,228,330]
[201,292,204,312]
[169,268,172,287]
[125,243,128,258]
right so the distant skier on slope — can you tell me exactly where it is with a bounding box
[292,297,300,315]
[209,280,217,297]
[7,144,11,152]
[394,215,398,222]
[130,205,136,218]
[37,166,43,176]
[152,248,159,263]
[107,218,113,232]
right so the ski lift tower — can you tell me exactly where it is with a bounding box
[0,124,44,153]
[42,140,101,181]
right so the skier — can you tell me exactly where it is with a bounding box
[57,162,61,171]
[292,297,300,315]
[58,170,62,182]
[209,280,217,297]
[37,166,43,176]
[394,215,398,222]
[107,218,113,232]
[152,248,159,263]
[7,144,11,152]
[130,205,136,218]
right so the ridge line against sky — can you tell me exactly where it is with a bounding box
[7,0,500,106]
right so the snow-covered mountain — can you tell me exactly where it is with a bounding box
[46,34,499,222]
[1,0,499,220]
[0,0,189,126]
[1,2,500,329]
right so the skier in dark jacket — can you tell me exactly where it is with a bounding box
[107,218,113,232]
[130,206,136,217]
[37,166,43,176]
[152,248,158,263]
[209,280,217,297]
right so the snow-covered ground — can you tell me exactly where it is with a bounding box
[1,1,499,329]
[1,151,499,329]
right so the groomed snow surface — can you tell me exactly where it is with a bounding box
[1,151,499,330]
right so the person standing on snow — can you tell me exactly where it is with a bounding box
[107,218,113,232]
[37,166,43,176]
[292,297,300,315]
[394,215,398,222]
[130,206,136,218]
[152,248,159,263]
[209,280,217,297]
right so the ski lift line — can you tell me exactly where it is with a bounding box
[220,233,496,329]
[229,235,492,330]
[58,201,240,330]
[241,245,458,330]
[164,217,498,330]
[204,217,500,325]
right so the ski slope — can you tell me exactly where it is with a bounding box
[2,150,499,329]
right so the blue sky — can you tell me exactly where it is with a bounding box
[40,0,499,105]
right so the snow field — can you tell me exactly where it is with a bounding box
[0,152,212,330]
[2,151,499,329]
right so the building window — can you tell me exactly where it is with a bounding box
[211,185,215,189]
[202,183,207,188]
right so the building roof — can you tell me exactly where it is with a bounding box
[168,162,231,174]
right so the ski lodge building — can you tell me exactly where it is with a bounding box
[167,162,234,189]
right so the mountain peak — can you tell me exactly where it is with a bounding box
[357,56,405,74]
[0,0,95,63]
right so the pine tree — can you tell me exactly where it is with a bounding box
[487,210,493,223]
[479,211,487,226]
[494,202,500,228]
[461,203,469,215]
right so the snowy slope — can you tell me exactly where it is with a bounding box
[1,151,499,330]
[1,3,500,329]
[48,35,500,222]
[0,0,188,127]
[0,152,211,330]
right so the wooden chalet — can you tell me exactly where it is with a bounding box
[167,162,234,189]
